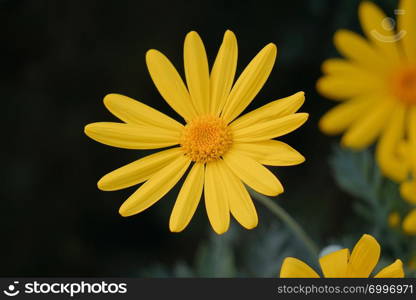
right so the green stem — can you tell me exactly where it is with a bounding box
[249,189,319,259]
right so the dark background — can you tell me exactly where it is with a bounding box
[2,0,396,276]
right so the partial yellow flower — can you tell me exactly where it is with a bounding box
[85,30,308,234]
[280,234,404,278]
[317,0,416,182]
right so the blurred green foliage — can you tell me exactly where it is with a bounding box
[330,146,416,277]
[139,223,308,278]
[141,146,416,277]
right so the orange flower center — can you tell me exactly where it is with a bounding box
[390,66,416,105]
[180,115,232,163]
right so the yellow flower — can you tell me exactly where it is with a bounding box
[317,0,416,182]
[280,234,404,278]
[84,30,308,234]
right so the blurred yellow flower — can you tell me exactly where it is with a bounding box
[317,0,416,182]
[280,234,404,278]
[85,30,308,234]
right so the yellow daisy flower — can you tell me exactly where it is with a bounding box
[317,0,416,182]
[84,30,308,234]
[280,234,404,278]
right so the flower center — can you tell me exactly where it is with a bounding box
[180,115,232,163]
[390,66,416,105]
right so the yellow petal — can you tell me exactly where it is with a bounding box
[84,122,180,149]
[347,234,381,278]
[232,140,305,166]
[98,147,183,191]
[403,210,416,235]
[119,155,190,217]
[400,180,416,204]
[399,0,416,63]
[221,43,277,123]
[103,93,183,131]
[280,257,320,278]
[184,31,210,114]
[319,248,350,278]
[334,29,389,73]
[223,150,283,196]
[210,30,238,116]
[316,75,381,101]
[321,58,377,76]
[409,108,416,168]
[319,95,376,135]
[204,161,230,234]
[374,259,404,278]
[341,99,394,149]
[218,161,258,229]
[169,163,204,232]
[376,105,408,182]
[146,49,198,121]
[397,140,411,164]
[411,108,416,139]
[230,92,305,130]
[359,1,401,64]
[232,113,308,143]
